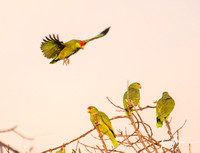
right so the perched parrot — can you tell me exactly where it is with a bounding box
[56,147,65,153]
[123,82,141,115]
[40,27,110,65]
[156,92,175,128]
[72,148,81,153]
[88,106,118,147]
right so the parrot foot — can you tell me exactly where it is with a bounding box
[99,133,103,137]
[153,101,158,104]
[138,107,143,110]
[95,120,99,125]
[63,58,70,66]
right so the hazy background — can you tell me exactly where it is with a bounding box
[0,0,200,152]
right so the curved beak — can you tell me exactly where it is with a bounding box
[139,84,142,89]
[81,45,84,49]
[88,109,91,113]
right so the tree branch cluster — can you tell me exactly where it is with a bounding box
[42,96,187,153]
[0,126,34,153]
[2,83,187,153]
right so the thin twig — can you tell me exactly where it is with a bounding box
[79,142,98,152]
[138,105,156,110]
[0,141,19,153]
[135,122,153,137]
[0,126,17,133]
[107,96,156,112]
[13,130,34,141]
[173,120,187,136]
[75,140,79,152]
[124,127,138,152]
[96,145,104,153]
[189,143,191,153]
[0,126,35,141]
[106,97,124,110]
[79,142,94,153]
[128,115,151,153]
[138,138,173,153]
[132,103,158,153]
[165,120,181,153]
[42,128,95,153]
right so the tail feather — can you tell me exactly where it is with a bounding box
[110,137,118,147]
[83,27,111,44]
[125,107,133,116]
[156,117,163,128]
[99,26,111,36]
[50,58,60,64]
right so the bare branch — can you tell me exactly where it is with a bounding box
[41,82,186,153]
[189,143,191,153]
[79,142,97,152]
[13,130,35,141]
[42,128,95,153]
[173,120,187,136]
[0,125,35,141]
[128,115,151,153]
[0,141,19,153]
[0,126,17,133]
[106,97,124,110]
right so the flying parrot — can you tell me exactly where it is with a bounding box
[123,82,141,115]
[40,27,110,65]
[88,106,118,147]
[156,92,175,128]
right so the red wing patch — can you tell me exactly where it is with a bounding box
[107,124,112,129]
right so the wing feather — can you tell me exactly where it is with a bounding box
[99,111,116,137]
[41,34,65,59]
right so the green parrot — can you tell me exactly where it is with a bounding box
[56,147,65,153]
[123,82,141,115]
[88,106,118,147]
[72,148,81,153]
[41,27,110,65]
[156,92,175,128]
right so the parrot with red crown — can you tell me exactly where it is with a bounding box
[40,27,110,65]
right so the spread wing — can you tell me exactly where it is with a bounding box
[41,34,65,59]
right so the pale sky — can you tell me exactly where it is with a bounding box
[0,0,200,152]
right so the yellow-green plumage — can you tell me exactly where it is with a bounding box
[156,92,175,128]
[56,147,65,153]
[123,82,141,115]
[88,106,118,147]
[49,39,81,64]
[40,27,110,64]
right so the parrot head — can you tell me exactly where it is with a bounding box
[129,82,142,89]
[162,92,171,100]
[88,106,98,113]
[76,40,85,49]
